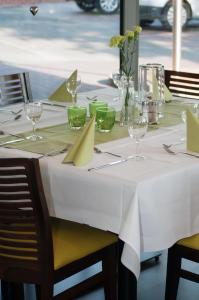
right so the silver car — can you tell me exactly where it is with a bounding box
[75,0,199,30]
[140,0,199,29]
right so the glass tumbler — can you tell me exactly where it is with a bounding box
[67,106,87,130]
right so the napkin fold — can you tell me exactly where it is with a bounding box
[48,70,77,102]
[164,84,173,103]
[152,74,173,102]
[186,110,199,153]
[63,116,95,166]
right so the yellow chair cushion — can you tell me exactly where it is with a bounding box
[177,234,199,250]
[51,218,118,270]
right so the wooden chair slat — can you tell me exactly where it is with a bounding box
[0,194,31,200]
[0,178,28,184]
[0,248,38,258]
[0,169,26,176]
[0,186,29,192]
[0,202,31,209]
[0,223,36,231]
[0,216,35,223]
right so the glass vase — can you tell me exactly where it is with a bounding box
[120,77,135,126]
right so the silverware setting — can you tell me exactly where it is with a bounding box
[41,102,67,108]
[0,130,24,139]
[94,146,121,158]
[0,114,22,124]
[88,156,134,172]
[0,138,25,146]
[0,108,23,115]
[38,144,71,159]
[162,144,199,158]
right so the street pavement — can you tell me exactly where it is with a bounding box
[0,1,198,99]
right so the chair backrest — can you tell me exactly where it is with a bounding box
[0,73,33,106]
[165,70,199,100]
[0,158,53,284]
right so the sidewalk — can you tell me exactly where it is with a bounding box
[0,0,66,5]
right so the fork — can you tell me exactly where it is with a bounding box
[0,114,22,124]
[162,144,199,158]
[0,108,23,115]
[94,146,121,158]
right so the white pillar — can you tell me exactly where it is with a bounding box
[172,0,182,71]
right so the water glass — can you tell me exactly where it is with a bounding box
[139,63,164,123]
[89,101,107,117]
[96,107,116,132]
[24,102,43,141]
[128,115,148,160]
[68,106,87,130]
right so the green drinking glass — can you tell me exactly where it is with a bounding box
[89,101,108,117]
[96,107,116,132]
[67,106,87,130]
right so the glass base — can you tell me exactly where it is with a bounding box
[131,154,145,161]
[26,134,43,141]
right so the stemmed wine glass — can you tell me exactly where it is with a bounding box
[112,73,126,102]
[24,102,43,141]
[66,75,81,105]
[128,115,148,160]
[180,110,186,142]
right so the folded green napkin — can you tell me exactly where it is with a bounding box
[152,73,160,101]
[186,110,199,153]
[152,74,172,102]
[48,70,77,102]
[62,116,95,166]
[164,84,173,103]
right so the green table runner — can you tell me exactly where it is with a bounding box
[0,101,192,155]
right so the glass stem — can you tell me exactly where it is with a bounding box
[32,122,36,136]
[135,139,140,156]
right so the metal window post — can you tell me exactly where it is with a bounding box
[172,0,182,71]
[120,0,139,87]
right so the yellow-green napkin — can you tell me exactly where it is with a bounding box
[62,116,95,166]
[164,84,173,103]
[186,110,199,153]
[48,70,77,102]
[152,73,160,101]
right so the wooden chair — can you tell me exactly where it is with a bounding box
[165,70,199,100]
[0,73,32,106]
[165,234,199,300]
[0,158,118,300]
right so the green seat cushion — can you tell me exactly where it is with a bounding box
[52,218,118,270]
[177,234,199,250]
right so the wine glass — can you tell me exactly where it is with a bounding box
[112,73,126,102]
[128,115,148,160]
[180,110,186,142]
[24,102,43,141]
[66,76,81,105]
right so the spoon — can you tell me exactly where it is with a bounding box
[94,146,121,157]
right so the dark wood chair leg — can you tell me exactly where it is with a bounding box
[102,244,118,300]
[1,280,10,300]
[165,247,181,300]
[118,240,137,300]
[36,283,53,300]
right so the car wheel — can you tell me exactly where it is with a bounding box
[161,1,191,30]
[75,0,95,11]
[140,20,154,27]
[95,0,119,14]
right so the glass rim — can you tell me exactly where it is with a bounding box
[68,105,87,110]
[96,106,115,112]
[139,63,164,70]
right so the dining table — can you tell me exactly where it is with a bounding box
[1,87,199,300]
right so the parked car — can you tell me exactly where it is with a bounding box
[74,0,199,29]
[140,0,199,29]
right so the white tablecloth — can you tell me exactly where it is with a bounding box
[1,90,199,279]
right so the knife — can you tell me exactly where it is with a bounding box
[88,156,134,171]
[0,138,25,146]
[41,102,67,108]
